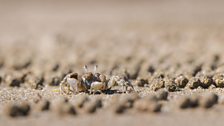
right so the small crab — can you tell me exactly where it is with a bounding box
[59,65,134,95]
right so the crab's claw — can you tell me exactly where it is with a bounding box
[67,78,78,91]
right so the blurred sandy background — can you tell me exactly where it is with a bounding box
[1,0,224,66]
[1,0,224,40]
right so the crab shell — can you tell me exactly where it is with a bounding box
[90,81,107,92]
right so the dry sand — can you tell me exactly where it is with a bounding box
[1,0,224,126]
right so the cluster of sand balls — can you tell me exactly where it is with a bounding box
[0,61,73,89]
[177,93,219,109]
[4,99,51,118]
[1,54,224,119]
[1,66,224,93]
[133,72,224,92]
[4,90,221,118]
[3,92,166,118]
[1,53,224,93]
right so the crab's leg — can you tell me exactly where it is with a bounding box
[59,79,66,94]
[83,65,88,73]
[89,90,92,94]
[60,82,68,95]
[122,85,126,93]
[75,85,79,94]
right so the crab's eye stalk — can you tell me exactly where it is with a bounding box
[94,65,98,74]
[70,73,78,79]
[83,65,88,73]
